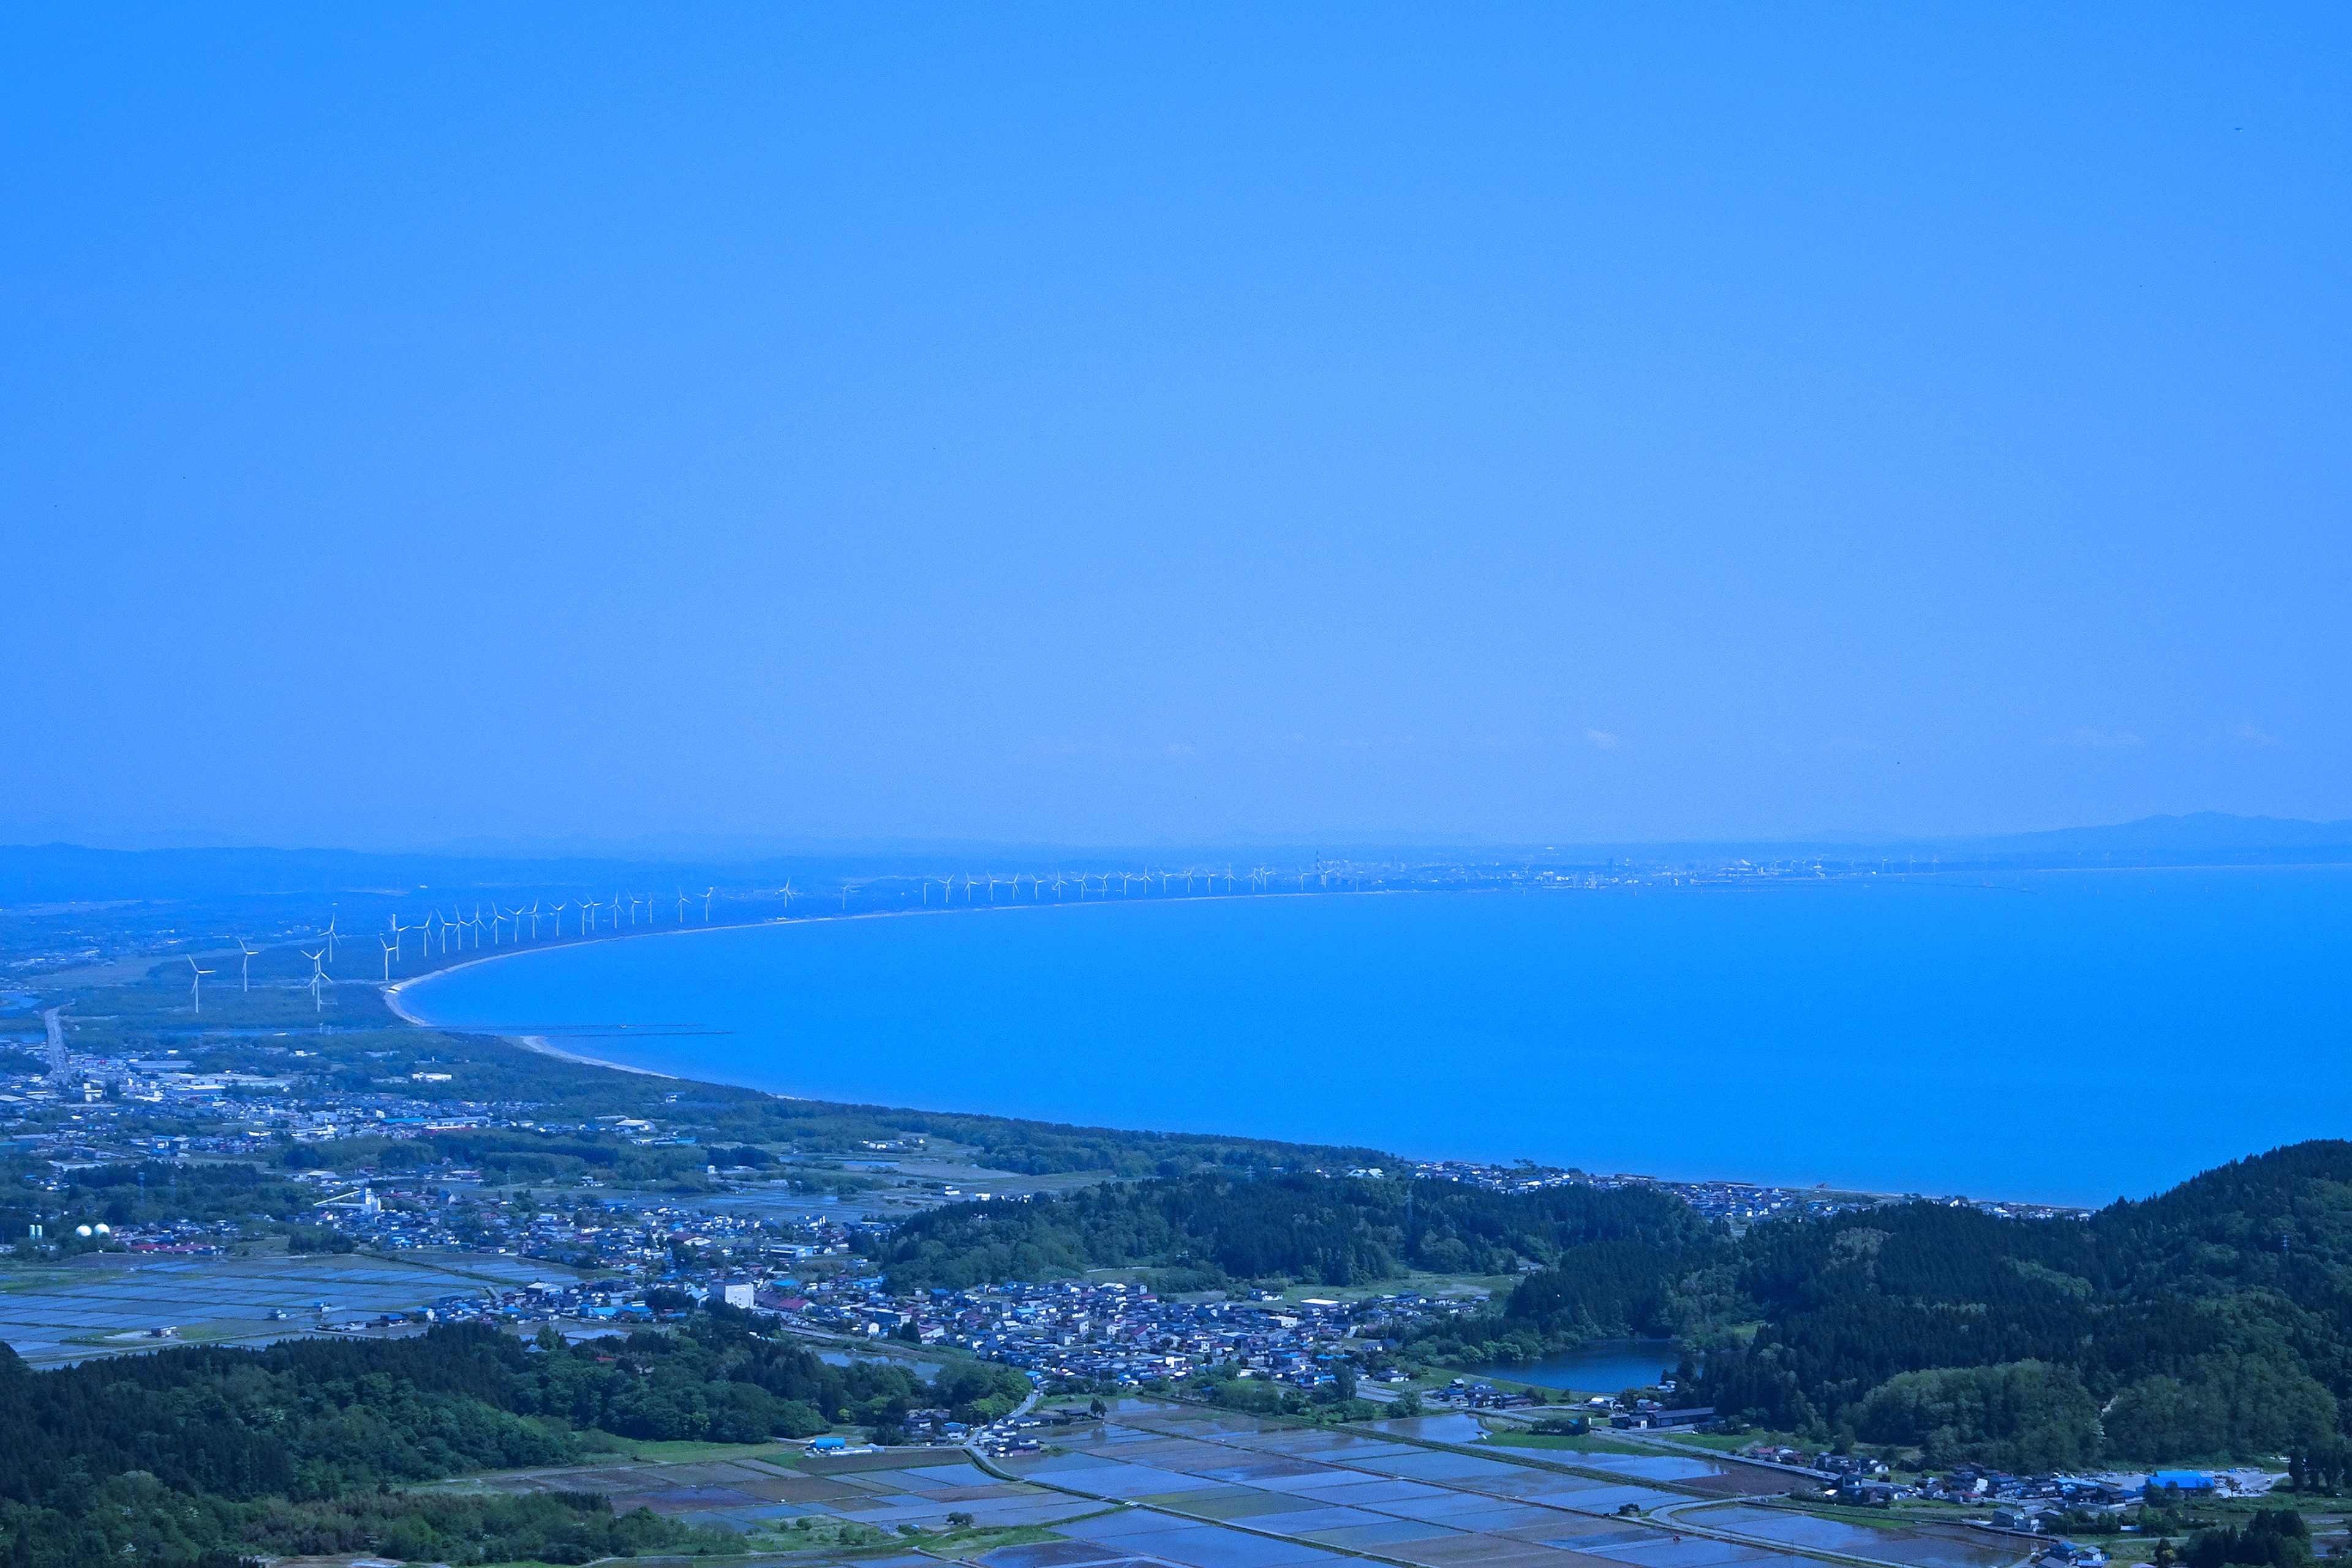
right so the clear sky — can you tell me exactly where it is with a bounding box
[6,6,2346,849]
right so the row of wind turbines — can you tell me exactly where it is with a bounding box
[184,864,1339,1015]
[913,867,1310,905]
[185,886,725,1014]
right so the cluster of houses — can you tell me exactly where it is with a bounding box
[761,1278,1398,1389]
[1740,1447,2269,1526]
[1401,1158,2089,1225]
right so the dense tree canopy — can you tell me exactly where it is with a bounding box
[865,1171,1711,1291]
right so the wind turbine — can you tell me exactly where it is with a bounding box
[307,969,327,1013]
[379,937,397,982]
[780,881,795,913]
[550,899,571,935]
[530,900,546,940]
[703,887,715,922]
[186,957,214,1014]
[321,914,340,962]
[235,938,260,992]
[304,946,326,981]
[676,888,688,922]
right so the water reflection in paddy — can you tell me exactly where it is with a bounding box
[1363,1412,1488,1444]
[1698,1504,2018,1568]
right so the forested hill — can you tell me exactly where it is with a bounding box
[862,1170,1711,1291]
[859,1145,2352,1470]
[0,1313,1029,1568]
[1671,1140,2352,1468]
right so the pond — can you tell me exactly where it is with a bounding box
[1464,1336,1687,1394]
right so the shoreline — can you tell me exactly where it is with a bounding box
[380,894,1284,1085]
[377,892,2133,1212]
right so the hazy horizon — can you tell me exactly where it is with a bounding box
[7,7,2345,847]
[6,808,2351,867]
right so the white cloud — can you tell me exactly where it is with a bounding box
[1583,728,1621,750]
[2233,722,2277,745]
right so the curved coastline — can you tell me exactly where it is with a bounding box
[382,890,1345,1081]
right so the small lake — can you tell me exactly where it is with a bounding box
[1465,1336,1685,1393]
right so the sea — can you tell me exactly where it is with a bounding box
[397,866,2352,1207]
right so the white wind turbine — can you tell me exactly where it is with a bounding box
[530,900,545,940]
[186,957,214,1014]
[703,887,715,922]
[321,914,340,962]
[379,937,397,982]
[235,938,260,992]
[675,888,688,922]
[550,900,571,935]
[301,948,327,1012]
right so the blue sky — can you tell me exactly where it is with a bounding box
[5,5,2346,848]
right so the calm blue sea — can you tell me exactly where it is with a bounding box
[398,867,2352,1206]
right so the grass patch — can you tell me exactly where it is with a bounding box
[590,1436,801,1464]
[0,1270,73,1293]
[922,1523,1068,1555]
[1773,1503,1912,1532]
[1482,1430,1653,1456]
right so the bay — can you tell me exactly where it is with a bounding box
[397,867,2352,1206]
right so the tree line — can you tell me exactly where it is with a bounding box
[0,1309,1026,1568]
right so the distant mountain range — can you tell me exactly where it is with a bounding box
[1968,811,2352,852]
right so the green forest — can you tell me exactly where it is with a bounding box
[0,1310,1026,1568]
[1593,1141,2346,1468]
[1679,1142,2352,1466]
[861,1169,1711,1290]
[866,1142,2352,1471]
